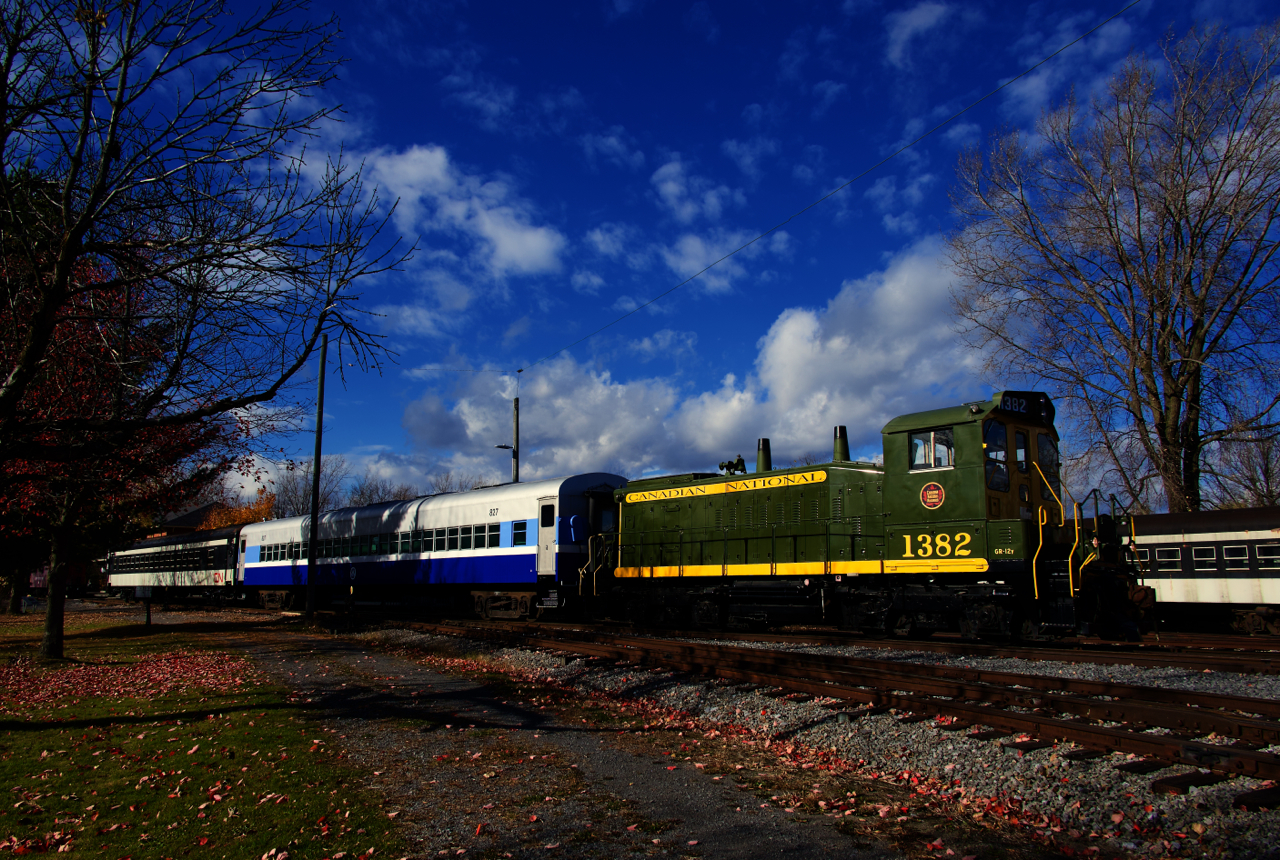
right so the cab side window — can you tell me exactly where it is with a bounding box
[1037,433,1062,501]
[908,428,955,470]
[983,419,1010,491]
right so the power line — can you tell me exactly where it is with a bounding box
[520,0,1148,373]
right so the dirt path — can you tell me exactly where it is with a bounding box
[219,627,902,860]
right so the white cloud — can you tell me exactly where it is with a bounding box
[629,329,697,362]
[604,0,651,22]
[659,229,756,294]
[370,303,446,337]
[943,121,981,147]
[884,2,951,69]
[585,222,634,257]
[400,237,983,478]
[650,156,746,223]
[580,126,646,170]
[812,80,848,117]
[1001,14,1131,123]
[674,235,980,456]
[778,30,809,81]
[792,145,827,184]
[882,212,920,235]
[684,2,720,43]
[405,360,682,478]
[365,144,565,278]
[721,137,780,179]
[571,269,606,295]
[436,48,519,130]
[503,317,531,345]
[863,173,936,211]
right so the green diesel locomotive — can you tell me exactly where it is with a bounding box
[591,390,1145,638]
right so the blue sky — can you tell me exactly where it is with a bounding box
[272,0,1273,490]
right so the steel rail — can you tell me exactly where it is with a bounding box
[491,619,1280,674]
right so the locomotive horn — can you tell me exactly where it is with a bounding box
[833,426,850,462]
[756,438,772,473]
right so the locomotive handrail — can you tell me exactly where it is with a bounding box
[1031,462,1067,603]
[1033,462,1065,525]
[1033,506,1047,600]
[1068,502,1081,598]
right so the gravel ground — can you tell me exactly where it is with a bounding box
[50,603,1280,858]
[223,626,922,860]
[355,629,1279,860]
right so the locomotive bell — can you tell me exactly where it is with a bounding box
[756,438,772,472]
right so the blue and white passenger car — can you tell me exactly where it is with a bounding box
[110,473,626,616]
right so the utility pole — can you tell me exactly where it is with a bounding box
[496,396,519,483]
[305,333,327,619]
[494,368,523,484]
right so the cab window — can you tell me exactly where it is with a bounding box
[983,419,1009,491]
[1037,433,1061,501]
[908,428,955,470]
[1015,431,1028,473]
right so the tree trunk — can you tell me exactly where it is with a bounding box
[9,573,23,615]
[41,528,66,659]
[0,571,22,615]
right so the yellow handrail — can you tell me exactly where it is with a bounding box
[1032,462,1065,525]
[1067,502,1081,597]
[1032,506,1047,600]
[1030,462,1066,602]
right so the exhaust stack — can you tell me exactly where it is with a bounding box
[756,438,772,473]
[833,426,850,462]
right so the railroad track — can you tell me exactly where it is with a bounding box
[407,619,1280,809]
[481,619,1280,675]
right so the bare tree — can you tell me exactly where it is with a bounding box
[1205,434,1280,509]
[428,471,482,495]
[347,469,420,507]
[948,24,1280,513]
[0,0,409,466]
[273,455,351,518]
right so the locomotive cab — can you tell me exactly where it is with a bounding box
[879,391,1073,637]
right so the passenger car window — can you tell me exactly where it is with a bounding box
[513,521,528,546]
[908,428,954,470]
[540,504,555,528]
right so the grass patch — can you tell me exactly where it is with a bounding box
[0,617,405,860]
